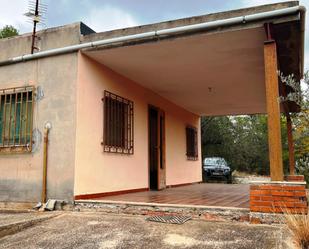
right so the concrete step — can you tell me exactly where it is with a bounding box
[74,200,250,222]
[0,212,59,239]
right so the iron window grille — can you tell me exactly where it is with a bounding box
[186,126,198,160]
[102,91,134,154]
[0,86,34,153]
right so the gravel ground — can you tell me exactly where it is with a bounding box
[0,212,292,249]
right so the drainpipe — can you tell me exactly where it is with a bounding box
[42,121,52,204]
[0,5,306,73]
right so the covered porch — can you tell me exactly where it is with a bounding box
[75,2,307,214]
[82,2,304,183]
[91,183,250,208]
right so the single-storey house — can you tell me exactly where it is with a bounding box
[0,1,306,211]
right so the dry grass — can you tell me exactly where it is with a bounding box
[285,212,309,249]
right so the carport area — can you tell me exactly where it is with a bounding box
[92,183,250,208]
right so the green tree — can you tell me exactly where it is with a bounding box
[293,71,309,182]
[201,116,235,167]
[201,70,308,181]
[201,114,289,176]
[279,70,309,183]
[0,25,19,39]
[231,115,271,175]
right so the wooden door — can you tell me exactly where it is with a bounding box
[148,106,166,190]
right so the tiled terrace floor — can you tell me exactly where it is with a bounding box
[95,183,250,208]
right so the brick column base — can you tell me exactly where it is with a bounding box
[285,175,305,182]
[250,181,308,214]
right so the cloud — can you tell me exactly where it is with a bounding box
[0,0,31,33]
[81,5,139,32]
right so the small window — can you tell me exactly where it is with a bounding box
[0,86,34,153]
[103,91,134,154]
[186,126,198,160]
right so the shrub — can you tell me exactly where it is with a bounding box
[285,212,309,249]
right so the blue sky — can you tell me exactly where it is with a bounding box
[0,0,308,70]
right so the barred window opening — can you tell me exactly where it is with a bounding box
[186,126,198,160]
[103,91,133,154]
[0,86,34,153]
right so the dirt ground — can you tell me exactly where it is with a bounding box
[0,211,293,249]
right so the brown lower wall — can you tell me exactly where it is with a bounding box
[74,181,202,200]
[166,181,202,188]
[250,181,308,214]
[74,188,149,200]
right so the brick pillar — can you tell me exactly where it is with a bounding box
[285,175,305,182]
[250,181,308,214]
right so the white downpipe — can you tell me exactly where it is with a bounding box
[0,5,306,70]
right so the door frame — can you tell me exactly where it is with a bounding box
[148,105,166,190]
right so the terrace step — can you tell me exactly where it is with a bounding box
[74,200,250,222]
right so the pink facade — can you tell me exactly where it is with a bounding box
[74,53,202,197]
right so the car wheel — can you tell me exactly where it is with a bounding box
[226,174,232,184]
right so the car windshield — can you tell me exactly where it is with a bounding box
[204,157,227,167]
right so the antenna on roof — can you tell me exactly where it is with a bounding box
[24,0,47,54]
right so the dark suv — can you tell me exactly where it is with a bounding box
[203,157,232,183]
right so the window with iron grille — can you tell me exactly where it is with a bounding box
[186,126,198,160]
[103,91,134,154]
[0,86,34,153]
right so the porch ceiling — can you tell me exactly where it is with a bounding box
[85,27,268,116]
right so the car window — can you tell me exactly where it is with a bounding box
[204,157,227,166]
